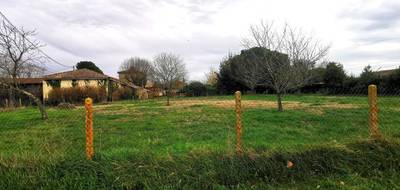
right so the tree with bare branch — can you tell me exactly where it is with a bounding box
[152,53,186,106]
[204,67,218,87]
[0,20,47,119]
[242,21,330,111]
[119,57,153,87]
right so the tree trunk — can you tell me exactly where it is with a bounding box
[1,82,48,119]
[7,86,15,107]
[166,90,170,106]
[277,92,283,112]
[250,87,256,95]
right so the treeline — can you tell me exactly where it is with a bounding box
[183,48,400,97]
[309,63,400,95]
[216,56,400,95]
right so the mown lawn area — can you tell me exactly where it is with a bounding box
[0,94,400,189]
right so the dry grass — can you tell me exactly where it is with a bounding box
[168,99,358,110]
[93,105,130,114]
[0,107,22,113]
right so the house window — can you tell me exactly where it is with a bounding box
[71,79,78,87]
[84,80,90,87]
[46,80,61,88]
[98,80,106,87]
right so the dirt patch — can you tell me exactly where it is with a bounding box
[0,108,14,113]
[82,99,359,116]
[94,105,132,115]
[168,99,303,109]
[307,108,325,115]
[168,99,359,111]
[390,107,400,112]
[319,103,359,109]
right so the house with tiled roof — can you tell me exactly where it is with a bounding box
[2,69,143,102]
[42,69,140,101]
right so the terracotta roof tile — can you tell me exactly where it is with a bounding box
[44,69,108,80]
[17,78,43,84]
[0,78,43,84]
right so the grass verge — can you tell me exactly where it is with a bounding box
[1,138,399,189]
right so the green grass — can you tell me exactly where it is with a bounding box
[0,94,400,189]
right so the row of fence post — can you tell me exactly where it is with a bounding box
[233,84,381,154]
[83,85,381,160]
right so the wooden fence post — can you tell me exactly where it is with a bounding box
[85,98,94,160]
[235,91,243,154]
[368,85,380,138]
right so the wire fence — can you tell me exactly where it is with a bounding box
[64,84,399,160]
[1,84,399,160]
[1,84,400,188]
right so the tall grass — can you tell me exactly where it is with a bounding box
[0,139,399,189]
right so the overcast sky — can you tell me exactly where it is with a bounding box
[1,0,399,80]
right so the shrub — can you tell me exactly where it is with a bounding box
[47,87,107,105]
[205,84,218,96]
[182,81,207,97]
[112,87,134,101]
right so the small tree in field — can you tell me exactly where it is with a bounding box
[152,52,186,106]
[242,21,330,111]
[204,67,218,87]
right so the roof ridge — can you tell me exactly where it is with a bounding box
[44,69,109,80]
[45,68,100,76]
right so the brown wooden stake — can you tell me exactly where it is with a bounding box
[85,98,94,160]
[19,98,22,107]
[235,91,243,154]
[368,85,380,138]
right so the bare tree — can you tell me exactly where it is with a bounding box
[152,52,186,106]
[0,20,47,119]
[204,67,218,86]
[119,57,153,87]
[242,21,330,111]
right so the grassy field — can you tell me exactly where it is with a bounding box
[0,94,400,189]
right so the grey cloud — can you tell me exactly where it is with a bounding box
[334,48,400,62]
[335,0,400,73]
[27,0,151,27]
[340,0,400,31]
[1,0,241,80]
[154,0,236,23]
[6,0,399,80]
[353,31,400,45]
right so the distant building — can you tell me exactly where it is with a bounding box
[118,69,187,97]
[373,69,398,77]
[117,70,150,99]
[118,69,162,97]
[1,69,138,102]
[42,69,139,101]
[117,70,134,84]
[145,80,164,97]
